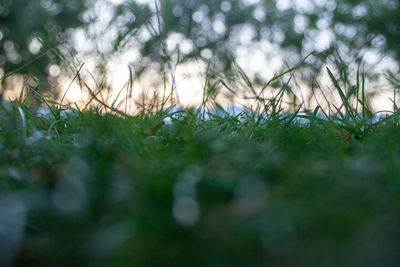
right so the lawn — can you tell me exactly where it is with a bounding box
[2,65,400,266]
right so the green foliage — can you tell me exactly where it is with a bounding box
[1,3,400,263]
[2,0,399,94]
[114,0,400,79]
[2,63,400,265]
[330,0,400,60]
[0,0,90,92]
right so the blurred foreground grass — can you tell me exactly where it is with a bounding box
[1,97,400,266]
[2,61,400,266]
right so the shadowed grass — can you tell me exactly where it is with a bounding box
[1,58,400,266]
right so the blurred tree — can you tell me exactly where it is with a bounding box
[113,0,399,82]
[330,0,400,58]
[0,0,90,94]
[117,0,284,76]
[1,0,399,96]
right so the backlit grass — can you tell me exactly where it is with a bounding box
[1,61,400,266]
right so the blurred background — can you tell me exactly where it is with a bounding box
[2,2,400,265]
[0,0,399,110]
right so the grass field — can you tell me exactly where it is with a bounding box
[1,61,400,266]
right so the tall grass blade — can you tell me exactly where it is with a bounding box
[59,63,84,109]
[327,67,354,118]
[29,87,58,120]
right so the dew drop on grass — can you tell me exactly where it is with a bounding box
[173,166,202,226]
[172,196,200,227]
[52,156,90,213]
[52,175,87,213]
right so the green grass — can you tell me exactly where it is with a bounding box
[2,61,400,266]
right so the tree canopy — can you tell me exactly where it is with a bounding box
[0,0,92,91]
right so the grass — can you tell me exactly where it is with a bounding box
[1,57,400,266]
